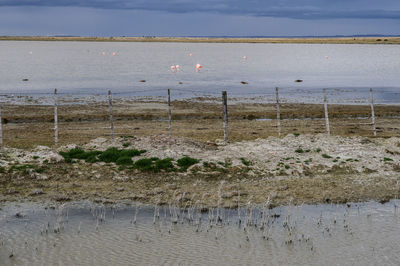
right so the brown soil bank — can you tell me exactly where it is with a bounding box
[0,134,399,207]
[1,100,400,148]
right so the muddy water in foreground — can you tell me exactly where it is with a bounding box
[0,200,399,265]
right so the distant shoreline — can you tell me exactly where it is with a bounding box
[1,36,400,44]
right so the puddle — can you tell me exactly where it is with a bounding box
[0,200,399,265]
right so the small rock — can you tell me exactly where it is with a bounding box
[165,184,177,190]
[278,185,289,191]
[29,189,44,196]
[130,194,145,200]
[222,192,234,199]
[215,139,226,146]
[15,212,26,218]
[6,189,19,195]
[116,187,125,192]
[152,188,164,195]
[54,194,70,202]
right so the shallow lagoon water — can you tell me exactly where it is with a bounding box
[1,41,400,103]
[0,200,399,265]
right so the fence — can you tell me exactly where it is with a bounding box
[0,87,398,148]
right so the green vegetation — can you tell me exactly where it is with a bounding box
[295,148,304,153]
[322,154,332,159]
[177,156,199,170]
[8,164,46,174]
[384,157,393,162]
[304,158,312,165]
[122,142,131,147]
[59,148,202,173]
[293,133,300,137]
[133,157,175,172]
[0,166,5,173]
[60,147,146,163]
[116,156,133,165]
[217,159,232,168]
[240,157,251,166]
[315,148,322,153]
[32,156,39,160]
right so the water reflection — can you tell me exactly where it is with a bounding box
[0,200,399,265]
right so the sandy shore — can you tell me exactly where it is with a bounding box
[1,36,400,45]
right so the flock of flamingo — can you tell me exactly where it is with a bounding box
[27,49,329,75]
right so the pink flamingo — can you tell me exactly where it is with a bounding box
[195,64,203,72]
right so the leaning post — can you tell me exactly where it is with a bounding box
[168,89,172,136]
[0,104,3,149]
[275,87,281,137]
[108,90,114,140]
[323,89,330,136]
[54,88,58,146]
[222,91,229,144]
[369,88,377,137]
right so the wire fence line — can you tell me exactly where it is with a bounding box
[0,87,398,148]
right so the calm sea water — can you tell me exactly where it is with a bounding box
[0,201,399,265]
[1,41,400,103]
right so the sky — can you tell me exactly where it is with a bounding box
[1,0,400,36]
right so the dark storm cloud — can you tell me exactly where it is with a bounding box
[1,0,400,20]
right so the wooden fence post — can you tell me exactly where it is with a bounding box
[168,89,172,136]
[54,88,58,146]
[0,104,3,148]
[108,90,114,140]
[275,87,281,137]
[370,88,377,137]
[222,91,229,144]
[323,89,330,136]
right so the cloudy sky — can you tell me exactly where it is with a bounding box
[1,0,400,36]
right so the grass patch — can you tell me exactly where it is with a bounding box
[384,157,393,162]
[322,154,332,159]
[133,157,175,172]
[177,156,199,170]
[8,164,46,174]
[218,159,232,168]
[240,157,251,166]
[293,132,300,137]
[315,148,322,153]
[295,148,304,153]
[60,147,146,164]
[116,156,133,165]
[122,142,131,147]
